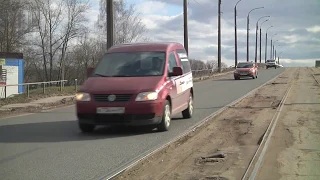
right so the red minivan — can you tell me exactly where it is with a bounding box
[76,42,194,133]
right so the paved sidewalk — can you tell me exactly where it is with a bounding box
[0,95,75,111]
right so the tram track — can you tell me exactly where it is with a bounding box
[241,68,300,180]
[104,68,294,180]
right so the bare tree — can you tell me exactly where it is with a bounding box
[190,59,206,70]
[68,33,102,83]
[27,0,89,81]
[0,0,33,52]
[96,0,149,46]
[58,0,89,81]
[29,0,64,81]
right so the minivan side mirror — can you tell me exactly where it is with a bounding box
[172,67,183,76]
[87,67,94,78]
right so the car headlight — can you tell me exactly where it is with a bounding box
[76,92,91,101]
[135,92,158,101]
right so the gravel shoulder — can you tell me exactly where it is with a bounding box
[114,68,298,180]
[256,67,320,180]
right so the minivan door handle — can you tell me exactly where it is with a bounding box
[180,81,185,85]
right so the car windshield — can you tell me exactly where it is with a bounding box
[93,52,166,77]
[237,63,253,68]
[267,60,275,63]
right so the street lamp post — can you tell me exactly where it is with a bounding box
[270,33,277,59]
[278,52,283,64]
[259,19,269,63]
[255,16,270,63]
[265,26,273,63]
[218,0,222,72]
[272,40,279,59]
[234,0,243,67]
[246,7,264,62]
[274,44,280,59]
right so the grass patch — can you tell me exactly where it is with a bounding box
[0,86,77,107]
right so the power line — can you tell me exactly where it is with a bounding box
[192,0,202,6]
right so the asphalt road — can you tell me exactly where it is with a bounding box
[0,68,284,180]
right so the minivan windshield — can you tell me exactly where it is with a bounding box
[237,63,253,68]
[93,52,166,77]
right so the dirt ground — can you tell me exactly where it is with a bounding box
[114,68,302,180]
[0,97,76,119]
[257,67,320,180]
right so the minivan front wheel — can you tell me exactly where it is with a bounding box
[157,100,171,132]
[182,93,193,119]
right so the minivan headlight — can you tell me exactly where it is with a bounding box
[76,92,91,101]
[135,92,158,101]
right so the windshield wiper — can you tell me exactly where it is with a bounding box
[109,75,131,77]
[94,73,108,77]
[94,74,132,77]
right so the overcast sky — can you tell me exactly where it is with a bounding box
[88,0,320,67]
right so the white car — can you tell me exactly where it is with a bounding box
[266,59,277,69]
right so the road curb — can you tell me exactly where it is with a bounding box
[193,70,234,82]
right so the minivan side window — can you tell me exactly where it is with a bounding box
[168,52,178,73]
[176,49,192,73]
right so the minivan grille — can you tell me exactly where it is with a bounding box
[93,94,133,102]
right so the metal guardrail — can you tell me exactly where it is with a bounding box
[191,67,234,78]
[0,80,73,99]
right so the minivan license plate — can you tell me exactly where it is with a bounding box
[97,107,125,114]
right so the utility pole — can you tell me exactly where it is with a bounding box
[254,22,258,63]
[270,33,277,59]
[234,0,243,68]
[265,32,267,62]
[259,28,262,63]
[246,7,264,62]
[270,39,272,59]
[106,0,114,50]
[273,44,275,59]
[61,53,65,88]
[259,19,269,63]
[275,49,277,60]
[218,0,221,72]
[246,15,249,62]
[265,26,273,63]
[278,52,282,64]
[183,0,188,54]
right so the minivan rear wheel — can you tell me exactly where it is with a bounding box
[79,123,95,133]
[182,93,193,119]
[157,100,171,132]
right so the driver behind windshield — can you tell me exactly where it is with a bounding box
[152,57,162,71]
[93,52,166,77]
